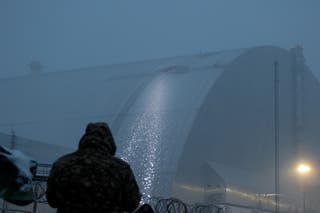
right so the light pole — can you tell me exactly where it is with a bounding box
[296,163,312,213]
[274,61,280,213]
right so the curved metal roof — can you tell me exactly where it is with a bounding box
[0,48,244,148]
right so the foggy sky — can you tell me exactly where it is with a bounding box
[1,0,319,79]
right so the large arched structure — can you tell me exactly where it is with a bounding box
[1,46,320,211]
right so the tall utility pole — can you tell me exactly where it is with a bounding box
[274,61,280,213]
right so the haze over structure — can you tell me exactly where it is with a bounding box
[1,0,319,78]
[1,1,320,211]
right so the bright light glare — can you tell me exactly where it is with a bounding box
[296,163,311,174]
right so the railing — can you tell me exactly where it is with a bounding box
[33,164,51,182]
[32,164,51,204]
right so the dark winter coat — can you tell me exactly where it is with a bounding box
[46,123,141,213]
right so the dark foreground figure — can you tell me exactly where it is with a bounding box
[46,122,141,213]
[135,204,155,213]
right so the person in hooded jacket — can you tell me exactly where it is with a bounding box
[46,122,141,213]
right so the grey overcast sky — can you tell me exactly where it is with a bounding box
[1,0,319,79]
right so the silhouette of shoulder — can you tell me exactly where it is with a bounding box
[112,157,131,169]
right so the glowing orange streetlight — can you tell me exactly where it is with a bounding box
[296,162,312,213]
[296,163,311,175]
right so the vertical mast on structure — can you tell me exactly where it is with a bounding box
[290,45,306,157]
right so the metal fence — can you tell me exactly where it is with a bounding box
[32,164,51,204]
[150,197,223,213]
